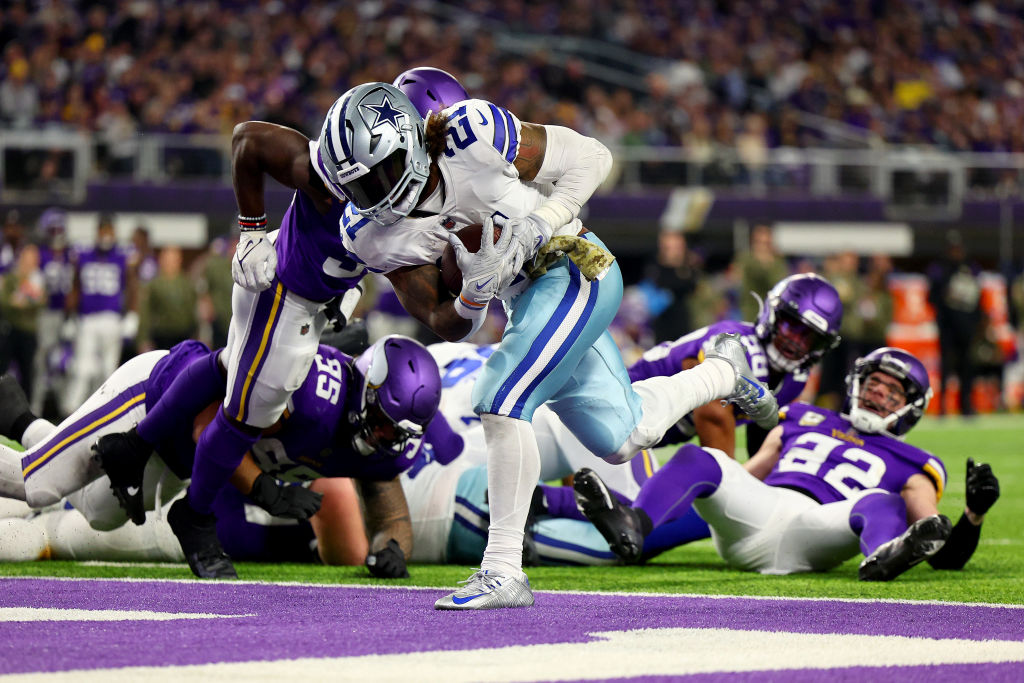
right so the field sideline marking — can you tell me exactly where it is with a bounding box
[2,574,1022,609]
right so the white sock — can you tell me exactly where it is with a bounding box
[479,413,540,578]
[611,358,735,462]
[22,418,56,450]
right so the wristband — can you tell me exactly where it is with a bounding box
[238,214,268,232]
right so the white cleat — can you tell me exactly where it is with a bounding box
[434,569,534,610]
[706,333,779,429]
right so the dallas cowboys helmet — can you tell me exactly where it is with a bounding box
[349,335,441,458]
[393,66,469,117]
[754,273,843,373]
[315,82,429,226]
[843,347,932,438]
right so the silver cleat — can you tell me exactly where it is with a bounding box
[706,333,779,430]
[434,569,534,610]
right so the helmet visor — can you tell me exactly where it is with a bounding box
[340,147,408,211]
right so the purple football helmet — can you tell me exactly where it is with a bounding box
[843,347,932,438]
[349,335,441,457]
[754,273,843,372]
[392,67,469,117]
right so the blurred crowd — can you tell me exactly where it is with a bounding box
[0,208,1020,420]
[4,0,1024,180]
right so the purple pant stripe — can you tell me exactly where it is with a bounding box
[21,382,146,479]
[227,281,286,424]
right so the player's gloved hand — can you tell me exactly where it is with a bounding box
[248,473,323,520]
[232,230,278,292]
[965,457,1000,516]
[365,538,409,578]
[501,212,553,265]
[446,216,518,306]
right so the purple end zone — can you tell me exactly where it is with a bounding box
[1,578,1022,676]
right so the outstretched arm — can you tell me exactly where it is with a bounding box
[357,477,413,559]
[743,425,783,480]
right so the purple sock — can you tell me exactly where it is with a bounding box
[633,444,723,527]
[849,492,908,556]
[138,351,225,445]
[540,484,586,521]
[187,408,259,515]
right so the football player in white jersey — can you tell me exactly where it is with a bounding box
[303,80,779,609]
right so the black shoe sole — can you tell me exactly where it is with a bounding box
[573,469,645,563]
[859,515,952,582]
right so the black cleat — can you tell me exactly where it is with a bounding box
[0,374,31,440]
[167,497,237,579]
[91,427,152,526]
[859,514,953,582]
[572,468,648,563]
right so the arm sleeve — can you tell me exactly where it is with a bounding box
[529,125,613,231]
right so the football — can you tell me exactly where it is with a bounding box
[439,222,502,295]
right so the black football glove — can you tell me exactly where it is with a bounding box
[248,473,323,520]
[365,539,409,578]
[965,457,1000,516]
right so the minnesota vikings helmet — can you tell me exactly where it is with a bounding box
[314,82,430,226]
[843,347,932,438]
[754,273,843,373]
[348,335,441,458]
[393,66,469,117]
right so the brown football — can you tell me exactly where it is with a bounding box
[439,222,502,295]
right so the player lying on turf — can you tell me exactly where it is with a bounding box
[628,273,842,458]
[0,338,654,569]
[0,334,446,578]
[573,347,1001,580]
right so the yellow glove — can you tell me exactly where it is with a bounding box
[525,235,615,281]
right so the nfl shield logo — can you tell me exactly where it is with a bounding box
[441,216,456,230]
[300,324,310,336]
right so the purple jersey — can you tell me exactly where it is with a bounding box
[40,247,73,311]
[249,344,435,482]
[764,402,947,504]
[74,247,127,314]
[629,321,808,438]
[274,190,366,303]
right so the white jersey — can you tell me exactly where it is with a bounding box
[340,99,580,297]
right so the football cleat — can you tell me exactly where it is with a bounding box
[91,427,152,526]
[0,374,31,440]
[167,497,237,579]
[572,468,648,563]
[859,514,953,582]
[434,569,534,610]
[706,333,779,430]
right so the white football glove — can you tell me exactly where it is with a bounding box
[232,230,278,292]
[446,217,518,307]
[500,213,553,265]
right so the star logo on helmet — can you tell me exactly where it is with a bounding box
[362,94,406,132]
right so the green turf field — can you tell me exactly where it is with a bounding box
[2,415,1021,605]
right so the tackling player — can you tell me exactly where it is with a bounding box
[0,334,444,579]
[575,347,1000,580]
[100,91,373,578]
[312,79,777,610]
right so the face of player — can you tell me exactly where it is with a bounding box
[859,370,907,416]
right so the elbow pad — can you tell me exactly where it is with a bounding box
[530,125,612,230]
